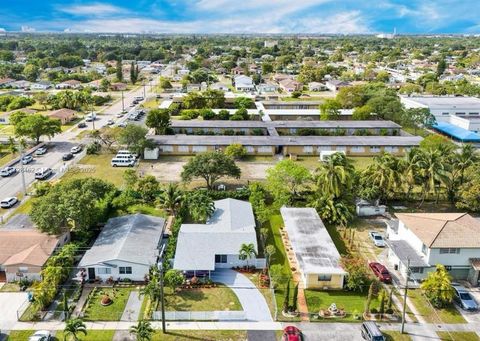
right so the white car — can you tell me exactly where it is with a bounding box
[21,155,34,164]
[1,197,18,208]
[118,122,127,128]
[35,168,53,180]
[70,145,83,154]
[0,166,16,177]
[369,231,386,247]
[116,113,124,118]
[107,119,115,125]
[28,330,52,341]
[35,146,48,156]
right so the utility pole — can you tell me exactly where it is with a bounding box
[143,81,146,99]
[401,258,410,334]
[158,262,166,333]
[121,90,125,112]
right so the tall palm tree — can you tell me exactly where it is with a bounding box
[456,144,478,184]
[416,148,447,206]
[188,192,215,223]
[63,318,87,341]
[239,243,257,268]
[130,320,154,341]
[315,153,354,199]
[362,153,401,202]
[157,183,184,216]
[399,148,421,200]
[309,194,353,227]
[7,136,17,155]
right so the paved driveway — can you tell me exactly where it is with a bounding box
[456,287,480,323]
[212,269,273,322]
[0,292,29,330]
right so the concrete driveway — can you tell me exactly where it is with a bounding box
[212,269,273,322]
[456,287,480,323]
[0,292,29,330]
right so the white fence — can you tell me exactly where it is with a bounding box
[152,310,246,321]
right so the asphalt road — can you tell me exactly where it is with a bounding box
[0,78,158,220]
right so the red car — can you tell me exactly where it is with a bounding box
[369,262,392,283]
[282,326,302,341]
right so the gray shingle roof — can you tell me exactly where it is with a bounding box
[171,120,401,129]
[173,199,257,271]
[79,214,165,267]
[386,240,429,267]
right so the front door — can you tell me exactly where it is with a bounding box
[87,268,95,280]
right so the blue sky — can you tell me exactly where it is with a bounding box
[0,1,479,34]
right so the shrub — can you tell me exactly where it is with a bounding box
[230,114,245,121]
[252,128,264,136]
[200,109,215,120]
[86,141,101,155]
[217,109,230,120]
[224,143,247,160]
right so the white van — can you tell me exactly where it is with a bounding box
[117,150,136,159]
[111,158,135,167]
[115,154,135,160]
[35,167,53,180]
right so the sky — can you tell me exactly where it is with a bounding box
[0,0,479,34]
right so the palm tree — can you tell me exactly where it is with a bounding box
[416,149,447,206]
[362,153,401,203]
[309,194,352,227]
[7,136,17,155]
[456,144,478,184]
[315,153,354,199]
[63,318,87,341]
[239,243,257,268]
[399,148,421,200]
[188,192,215,223]
[130,320,154,341]
[157,183,184,216]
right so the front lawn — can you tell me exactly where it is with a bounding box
[305,289,380,322]
[436,332,480,341]
[83,287,135,321]
[6,330,34,341]
[164,285,241,311]
[383,331,412,341]
[408,289,466,324]
[151,330,247,340]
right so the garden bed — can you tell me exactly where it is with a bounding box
[82,287,135,321]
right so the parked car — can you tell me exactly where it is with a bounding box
[0,166,16,177]
[35,168,52,180]
[129,103,136,107]
[34,146,48,156]
[28,330,52,341]
[70,145,83,154]
[452,284,478,311]
[21,155,33,164]
[369,262,392,283]
[107,119,115,125]
[118,122,127,128]
[116,113,124,118]
[0,197,18,208]
[361,322,385,341]
[111,158,135,167]
[77,122,87,128]
[62,153,74,161]
[369,231,386,247]
[282,326,302,341]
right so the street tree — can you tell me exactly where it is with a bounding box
[129,320,154,341]
[12,114,61,143]
[63,318,87,341]
[145,109,171,135]
[164,269,184,293]
[421,264,455,308]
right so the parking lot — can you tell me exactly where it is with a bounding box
[0,292,29,330]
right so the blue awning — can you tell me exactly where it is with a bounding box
[433,122,480,142]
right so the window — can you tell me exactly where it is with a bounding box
[160,146,173,152]
[178,145,189,152]
[456,112,466,116]
[439,248,460,254]
[119,267,132,274]
[317,274,332,281]
[411,267,424,274]
[97,268,111,275]
[370,147,381,153]
[192,146,207,152]
[18,267,28,273]
[303,146,313,154]
[469,112,479,116]
[215,254,227,263]
[442,112,449,116]
[422,244,428,255]
[246,146,255,153]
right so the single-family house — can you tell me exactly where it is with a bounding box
[173,198,265,276]
[30,81,53,91]
[9,80,32,90]
[386,212,480,285]
[56,79,82,89]
[0,78,15,88]
[257,83,278,93]
[325,80,350,93]
[234,75,255,92]
[280,207,347,289]
[0,215,70,283]
[279,79,302,93]
[210,82,230,92]
[78,214,166,282]
[308,82,325,92]
[48,108,77,124]
[110,82,127,91]
[186,83,202,92]
[232,66,244,75]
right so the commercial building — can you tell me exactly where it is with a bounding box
[280,207,347,289]
[401,96,480,122]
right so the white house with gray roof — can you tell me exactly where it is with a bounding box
[79,214,166,282]
[173,198,265,276]
[281,207,347,289]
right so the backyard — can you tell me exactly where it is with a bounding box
[83,287,136,321]
[163,285,241,311]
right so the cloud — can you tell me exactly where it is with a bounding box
[59,3,126,16]
[0,28,5,32]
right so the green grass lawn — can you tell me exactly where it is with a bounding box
[305,289,379,322]
[0,152,16,167]
[0,197,36,217]
[436,332,480,341]
[164,285,241,311]
[141,99,161,109]
[383,331,412,341]
[6,330,34,341]
[124,204,166,217]
[408,289,466,324]
[83,287,135,321]
[0,124,15,136]
[61,153,135,187]
[151,330,247,340]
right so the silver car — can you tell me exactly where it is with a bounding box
[452,284,478,311]
[369,231,386,247]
